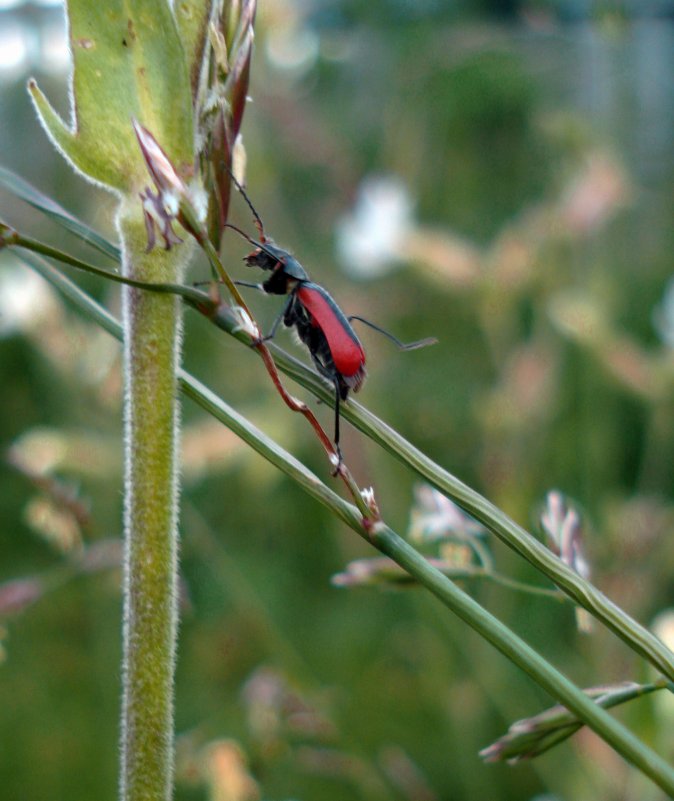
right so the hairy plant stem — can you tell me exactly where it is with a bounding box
[118,208,188,801]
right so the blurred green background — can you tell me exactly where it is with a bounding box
[1,1,674,799]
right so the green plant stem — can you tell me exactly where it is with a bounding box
[477,568,563,598]
[1,229,205,304]
[9,232,674,683]
[117,209,187,801]
[337,558,565,598]
[17,252,674,796]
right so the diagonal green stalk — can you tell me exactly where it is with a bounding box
[257,352,674,681]
[7,226,674,683]
[1,227,207,304]
[0,165,119,259]
[116,207,190,801]
[17,252,674,797]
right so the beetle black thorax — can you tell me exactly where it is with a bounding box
[244,239,309,296]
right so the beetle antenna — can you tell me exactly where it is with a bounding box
[223,222,288,265]
[226,167,267,241]
[348,316,438,351]
[223,222,262,248]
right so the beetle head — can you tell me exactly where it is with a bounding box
[244,239,309,295]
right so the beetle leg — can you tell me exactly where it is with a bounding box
[331,377,344,471]
[348,315,437,350]
[259,293,295,343]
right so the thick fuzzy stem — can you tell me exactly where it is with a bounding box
[118,206,188,801]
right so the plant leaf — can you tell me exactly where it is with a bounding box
[0,166,119,260]
[175,0,216,98]
[29,0,194,192]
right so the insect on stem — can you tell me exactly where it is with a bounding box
[225,174,437,469]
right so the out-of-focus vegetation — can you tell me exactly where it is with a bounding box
[1,2,674,800]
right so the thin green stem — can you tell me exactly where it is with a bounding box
[470,568,564,599]
[2,227,209,306]
[338,558,565,599]
[466,534,494,571]
[17,252,674,796]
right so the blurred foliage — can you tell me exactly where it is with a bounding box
[1,2,674,800]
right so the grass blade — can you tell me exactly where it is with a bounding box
[0,165,119,260]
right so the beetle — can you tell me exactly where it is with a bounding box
[224,174,436,461]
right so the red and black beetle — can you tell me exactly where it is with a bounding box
[225,176,436,460]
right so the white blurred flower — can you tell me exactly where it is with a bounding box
[265,25,319,74]
[540,490,590,581]
[651,608,674,651]
[335,175,414,279]
[0,260,56,337]
[360,486,375,505]
[408,484,485,544]
[0,19,29,76]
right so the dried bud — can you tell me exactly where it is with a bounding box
[133,119,187,198]
[140,187,183,252]
[480,680,666,763]
[241,664,334,748]
[331,556,476,588]
[133,120,190,251]
[540,490,590,580]
[540,490,592,632]
[24,495,83,554]
[378,745,438,801]
[77,539,123,573]
[332,558,395,587]
[201,739,260,801]
[408,484,486,545]
[0,222,19,249]
[360,486,380,518]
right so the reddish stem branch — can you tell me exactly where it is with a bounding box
[255,342,336,457]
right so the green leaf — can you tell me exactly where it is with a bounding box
[175,0,216,99]
[0,166,119,260]
[29,0,194,192]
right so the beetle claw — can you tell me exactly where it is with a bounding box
[330,447,344,477]
[250,334,273,348]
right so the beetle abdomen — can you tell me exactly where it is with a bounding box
[296,283,366,385]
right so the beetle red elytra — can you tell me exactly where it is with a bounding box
[224,173,437,461]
